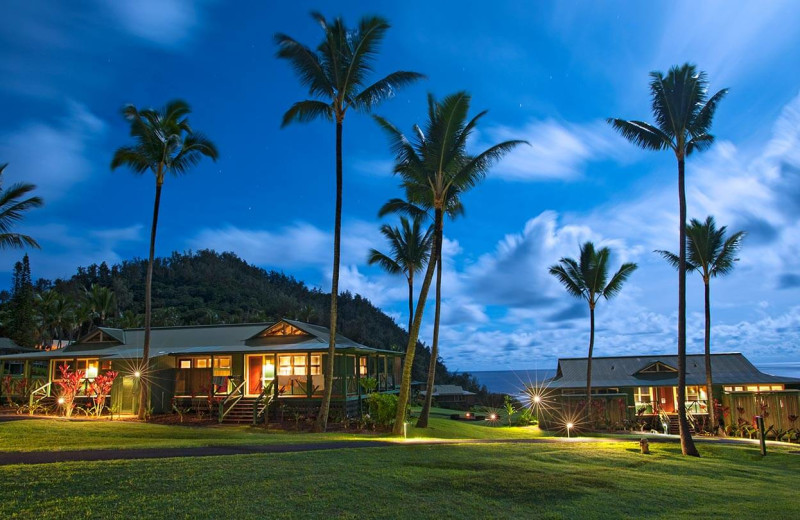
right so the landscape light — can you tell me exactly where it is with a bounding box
[465,412,471,418]
[533,395,541,404]
[567,422,574,438]
[134,371,141,378]
[57,397,65,405]
[489,413,497,421]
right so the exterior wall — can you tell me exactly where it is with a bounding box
[720,391,800,432]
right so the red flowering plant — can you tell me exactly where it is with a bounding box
[87,370,118,416]
[55,363,85,418]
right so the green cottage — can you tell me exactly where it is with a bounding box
[0,319,403,422]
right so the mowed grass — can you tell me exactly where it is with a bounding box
[0,415,546,452]
[0,441,797,519]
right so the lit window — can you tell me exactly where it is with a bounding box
[310,355,321,376]
[359,357,367,376]
[179,359,191,369]
[195,358,211,369]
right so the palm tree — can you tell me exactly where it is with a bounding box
[111,99,218,419]
[378,195,464,428]
[656,216,744,433]
[608,63,727,457]
[549,242,637,414]
[83,284,117,326]
[368,215,433,335]
[275,13,424,432]
[0,164,43,250]
[375,91,525,434]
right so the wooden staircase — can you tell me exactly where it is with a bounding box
[220,397,260,423]
[667,414,695,435]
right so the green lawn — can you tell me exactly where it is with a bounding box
[1,440,797,519]
[0,415,546,452]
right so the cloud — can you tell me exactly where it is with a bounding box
[481,119,637,182]
[0,101,106,200]
[0,223,143,280]
[103,0,208,47]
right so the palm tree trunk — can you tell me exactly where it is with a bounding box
[586,304,594,423]
[138,177,162,420]
[393,207,442,435]
[407,273,414,335]
[315,118,343,432]
[417,248,443,428]
[704,278,715,433]
[677,157,699,456]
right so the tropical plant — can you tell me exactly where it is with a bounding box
[368,214,433,334]
[87,370,118,416]
[55,363,85,418]
[275,12,423,432]
[608,63,727,456]
[0,163,43,250]
[83,284,117,326]
[35,290,74,348]
[111,99,218,419]
[656,216,744,433]
[503,395,517,426]
[549,242,637,411]
[374,91,525,434]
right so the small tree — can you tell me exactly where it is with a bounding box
[503,395,517,426]
[55,363,85,418]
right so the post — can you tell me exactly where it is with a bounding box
[756,415,767,456]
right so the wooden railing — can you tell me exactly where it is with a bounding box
[218,378,246,423]
[253,379,275,426]
[28,381,52,416]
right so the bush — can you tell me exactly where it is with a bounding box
[366,393,407,429]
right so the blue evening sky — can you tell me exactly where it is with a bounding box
[2,1,800,371]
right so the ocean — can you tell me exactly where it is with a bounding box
[472,363,800,395]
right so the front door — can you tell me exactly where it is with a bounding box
[246,355,275,396]
[657,387,675,413]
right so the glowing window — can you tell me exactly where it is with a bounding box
[179,359,191,369]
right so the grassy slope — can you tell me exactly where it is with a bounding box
[0,417,546,452]
[1,441,797,519]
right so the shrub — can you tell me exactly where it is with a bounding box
[366,393,407,429]
[87,370,118,416]
[55,363,85,418]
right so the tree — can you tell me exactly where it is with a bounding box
[83,284,117,326]
[276,12,424,432]
[111,99,218,419]
[0,164,43,250]
[367,215,433,335]
[608,63,727,456]
[374,91,525,434]
[656,216,744,433]
[549,242,637,412]
[9,255,36,348]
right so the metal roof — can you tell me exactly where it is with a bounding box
[547,353,800,389]
[419,384,476,397]
[0,319,401,361]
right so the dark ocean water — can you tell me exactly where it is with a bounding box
[472,364,800,395]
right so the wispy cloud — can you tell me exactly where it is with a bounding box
[102,0,210,47]
[482,119,635,182]
[0,101,106,200]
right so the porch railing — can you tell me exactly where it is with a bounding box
[218,378,246,423]
[253,379,275,426]
[28,381,52,416]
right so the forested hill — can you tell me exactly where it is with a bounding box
[17,250,483,392]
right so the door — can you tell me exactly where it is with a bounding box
[246,355,275,396]
[657,387,675,413]
[111,376,137,414]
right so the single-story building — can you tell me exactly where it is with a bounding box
[419,384,476,410]
[0,319,403,420]
[546,353,800,433]
[0,338,39,376]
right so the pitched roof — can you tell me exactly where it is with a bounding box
[420,385,476,397]
[548,353,800,389]
[0,337,36,355]
[0,319,400,361]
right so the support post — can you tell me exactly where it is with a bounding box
[757,415,767,456]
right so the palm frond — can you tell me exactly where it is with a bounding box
[606,119,672,151]
[602,262,638,300]
[351,71,425,112]
[281,100,334,127]
[692,88,728,136]
[549,261,585,300]
[274,33,334,99]
[367,249,402,274]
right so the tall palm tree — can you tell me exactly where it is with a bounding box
[0,164,43,250]
[608,63,727,457]
[656,216,744,433]
[549,242,637,413]
[368,215,433,334]
[275,13,424,432]
[378,195,464,428]
[111,99,218,419]
[375,91,525,434]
